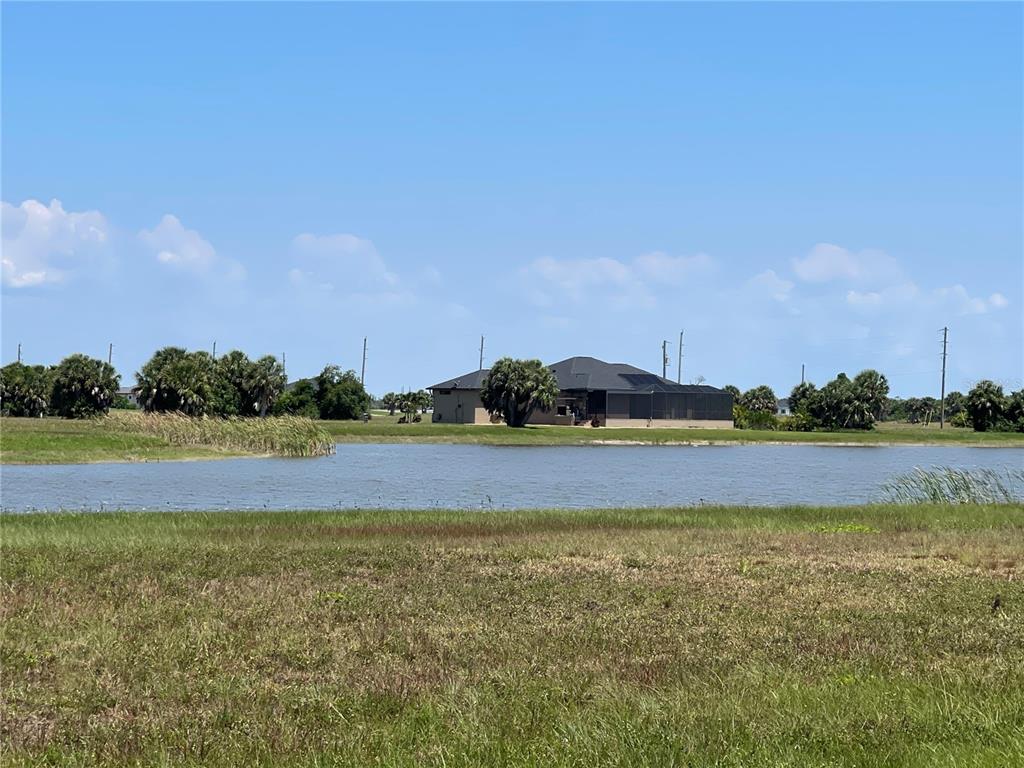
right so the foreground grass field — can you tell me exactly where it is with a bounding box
[4,416,1022,464]
[3,504,1023,766]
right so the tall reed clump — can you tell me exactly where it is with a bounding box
[881,466,1024,504]
[106,411,335,457]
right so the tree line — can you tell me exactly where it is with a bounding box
[724,371,1024,433]
[1,347,371,421]
[378,391,432,422]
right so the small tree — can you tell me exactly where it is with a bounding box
[273,379,319,419]
[136,347,216,416]
[943,391,966,419]
[852,369,889,422]
[315,366,370,420]
[50,354,120,418]
[788,381,817,416]
[1005,390,1024,433]
[739,385,777,415]
[417,390,433,413]
[381,392,399,416]
[0,362,52,417]
[247,355,287,416]
[966,380,1006,432]
[722,385,741,400]
[212,350,252,416]
[480,357,559,428]
[397,391,423,423]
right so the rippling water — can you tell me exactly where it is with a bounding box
[2,443,1023,513]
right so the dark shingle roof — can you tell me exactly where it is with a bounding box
[548,357,727,394]
[429,369,490,390]
[429,357,728,395]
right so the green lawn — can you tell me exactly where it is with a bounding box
[0,417,243,464]
[2,504,1023,766]
[3,416,1021,465]
[325,416,1024,446]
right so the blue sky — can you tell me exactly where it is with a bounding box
[2,2,1021,398]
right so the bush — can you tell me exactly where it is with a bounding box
[779,413,816,432]
[733,405,778,430]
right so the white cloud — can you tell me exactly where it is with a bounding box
[845,282,919,312]
[522,250,713,310]
[138,214,242,280]
[792,243,902,285]
[747,269,793,302]
[933,284,1009,316]
[1,199,109,288]
[633,251,714,284]
[524,255,653,309]
[289,232,399,294]
[846,290,881,307]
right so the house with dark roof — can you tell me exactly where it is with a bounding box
[426,368,494,424]
[429,356,733,428]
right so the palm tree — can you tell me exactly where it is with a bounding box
[247,356,287,417]
[480,358,559,427]
[966,380,1007,432]
[853,369,889,421]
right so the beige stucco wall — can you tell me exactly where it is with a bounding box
[432,391,494,424]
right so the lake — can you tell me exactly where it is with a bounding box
[2,443,1022,512]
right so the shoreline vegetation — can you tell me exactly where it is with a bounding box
[0,413,334,464]
[2,504,1022,766]
[2,414,1023,464]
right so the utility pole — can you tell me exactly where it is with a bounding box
[107,343,113,366]
[282,352,286,379]
[662,340,669,379]
[677,330,684,384]
[479,335,485,370]
[360,337,367,387]
[17,343,21,363]
[939,326,948,429]
[212,341,217,360]
[801,363,805,385]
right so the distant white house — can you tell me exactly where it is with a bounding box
[776,398,791,416]
[117,387,139,407]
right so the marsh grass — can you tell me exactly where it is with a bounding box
[881,466,1024,504]
[2,504,1023,766]
[106,411,335,458]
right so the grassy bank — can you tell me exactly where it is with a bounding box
[3,416,1022,464]
[1,413,333,464]
[0,416,237,464]
[3,504,1023,766]
[325,417,1024,446]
